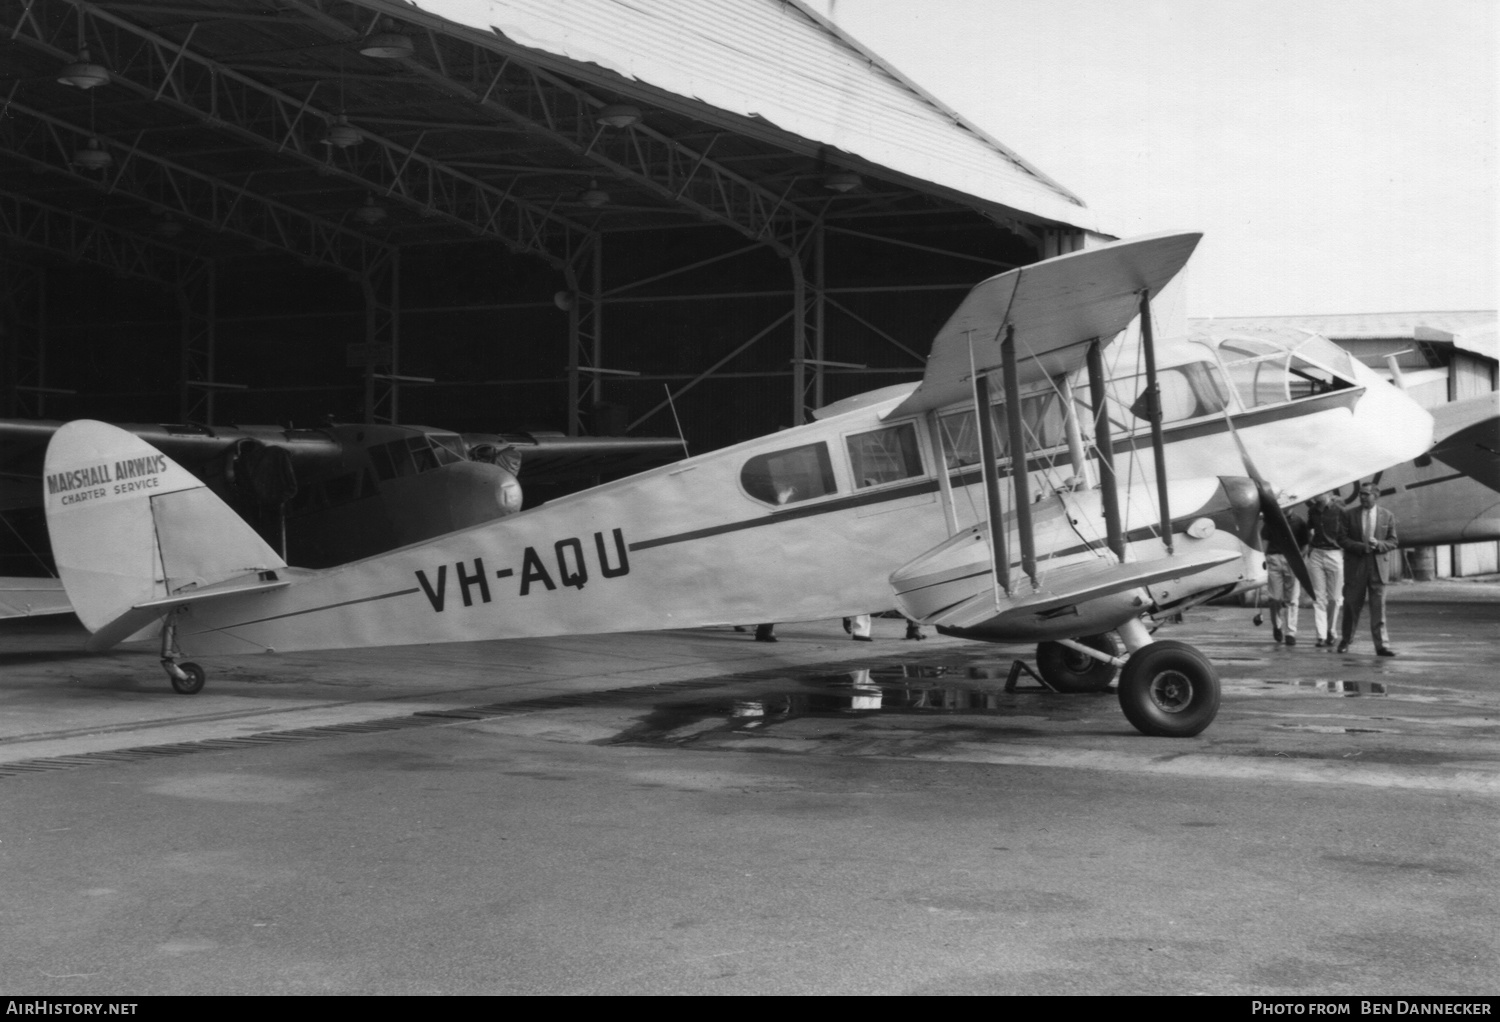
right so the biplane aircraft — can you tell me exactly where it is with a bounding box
[38,232,1433,737]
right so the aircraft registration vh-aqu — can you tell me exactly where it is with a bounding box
[40,232,1433,738]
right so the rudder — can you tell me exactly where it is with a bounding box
[43,420,285,636]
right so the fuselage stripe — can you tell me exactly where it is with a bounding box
[219,586,420,628]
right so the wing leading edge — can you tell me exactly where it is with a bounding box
[886,231,1203,419]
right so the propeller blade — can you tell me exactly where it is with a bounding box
[1225,416,1315,593]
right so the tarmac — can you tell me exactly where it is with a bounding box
[1,579,1496,995]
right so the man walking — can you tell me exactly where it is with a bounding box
[1261,505,1309,646]
[1338,482,1399,656]
[1305,491,1347,647]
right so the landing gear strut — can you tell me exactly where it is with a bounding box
[159,609,206,695]
[1035,632,1121,692]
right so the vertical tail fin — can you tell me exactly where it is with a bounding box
[43,420,286,637]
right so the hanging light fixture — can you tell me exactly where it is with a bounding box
[359,22,414,59]
[57,49,111,89]
[72,138,112,171]
[353,195,386,225]
[581,180,610,208]
[595,104,641,129]
[323,114,361,148]
[823,171,861,193]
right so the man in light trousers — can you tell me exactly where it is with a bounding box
[1304,491,1347,648]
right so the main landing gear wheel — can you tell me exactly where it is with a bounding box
[1116,640,1219,738]
[169,662,206,695]
[1035,633,1121,693]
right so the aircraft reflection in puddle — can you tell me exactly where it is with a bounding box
[728,663,1068,718]
[1237,678,1390,697]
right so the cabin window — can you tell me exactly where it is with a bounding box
[1219,339,1291,408]
[937,391,1070,469]
[369,436,445,481]
[741,442,837,506]
[429,433,467,465]
[1105,361,1231,429]
[846,423,923,488]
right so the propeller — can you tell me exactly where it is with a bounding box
[1226,420,1315,594]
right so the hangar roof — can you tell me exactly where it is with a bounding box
[415,0,1102,233]
[0,0,1103,285]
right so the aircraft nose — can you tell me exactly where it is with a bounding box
[497,470,523,515]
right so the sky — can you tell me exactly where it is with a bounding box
[814,0,1496,319]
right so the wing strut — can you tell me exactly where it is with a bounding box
[1138,290,1174,554]
[967,331,1011,598]
[1000,325,1037,587]
[1085,339,1126,561]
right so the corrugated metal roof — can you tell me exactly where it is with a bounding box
[407,0,1104,232]
[1190,311,1498,362]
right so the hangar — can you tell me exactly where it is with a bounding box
[0,0,1108,457]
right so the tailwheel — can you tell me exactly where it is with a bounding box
[169,662,206,695]
[1035,633,1120,693]
[1116,640,1219,737]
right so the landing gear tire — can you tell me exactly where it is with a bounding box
[1117,640,1219,737]
[1035,633,1120,693]
[170,662,206,695]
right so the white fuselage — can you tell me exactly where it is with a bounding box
[168,335,1433,657]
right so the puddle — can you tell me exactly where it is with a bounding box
[1233,678,1389,697]
[615,660,1089,744]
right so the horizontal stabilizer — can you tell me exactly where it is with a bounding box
[0,577,71,619]
[83,573,294,652]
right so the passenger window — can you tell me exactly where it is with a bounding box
[938,407,1010,467]
[846,423,923,488]
[741,442,837,505]
[1020,392,1066,449]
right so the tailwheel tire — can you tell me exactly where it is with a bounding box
[170,662,206,695]
[1116,640,1219,737]
[1035,633,1121,693]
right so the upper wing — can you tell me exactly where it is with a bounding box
[461,432,685,485]
[886,231,1203,418]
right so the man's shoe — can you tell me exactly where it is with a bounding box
[1272,624,1283,643]
[841,618,852,634]
[852,634,872,642]
[1376,647,1396,657]
[1284,634,1296,647]
[904,624,925,640]
[1315,638,1328,648]
[1336,641,1350,653]
[754,624,776,643]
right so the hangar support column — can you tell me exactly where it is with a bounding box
[787,221,827,426]
[564,234,604,436]
[178,261,218,424]
[360,250,402,425]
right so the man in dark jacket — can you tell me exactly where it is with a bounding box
[1339,482,1399,655]
[1261,506,1310,646]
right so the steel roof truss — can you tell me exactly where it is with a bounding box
[28,2,590,267]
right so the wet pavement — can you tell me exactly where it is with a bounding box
[0,581,1497,994]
